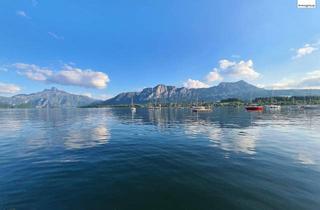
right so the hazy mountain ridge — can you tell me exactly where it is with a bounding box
[0,87,97,108]
[102,80,320,105]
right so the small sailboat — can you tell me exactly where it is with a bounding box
[265,90,281,110]
[130,96,136,112]
[191,96,212,112]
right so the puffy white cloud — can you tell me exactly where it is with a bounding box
[206,68,223,83]
[0,82,21,94]
[183,79,209,89]
[50,65,109,89]
[183,58,260,89]
[219,60,236,69]
[16,10,30,18]
[267,70,320,89]
[293,44,318,59]
[13,63,110,89]
[219,59,260,80]
[14,63,52,81]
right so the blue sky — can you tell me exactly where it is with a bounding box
[0,0,320,99]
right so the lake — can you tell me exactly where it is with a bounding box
[0,107,320,210]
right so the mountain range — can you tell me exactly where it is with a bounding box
[0,87,97,108]
[1,81,320,108]
[101,80,320,105]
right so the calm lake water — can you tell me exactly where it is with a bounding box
[0,107,320,210]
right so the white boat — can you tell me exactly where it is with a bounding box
[192,96,212,112]
[265,90,281,110]
[265,104,281,110]
[130,97,136,112]
[191,106,212,112]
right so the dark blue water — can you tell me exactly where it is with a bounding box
[1,107,320,210]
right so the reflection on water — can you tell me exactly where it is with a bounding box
[184,120,258,155]
[1,107,320,210]
[64,125,110,149]
[0,108,113,152]
[297,153,316,165]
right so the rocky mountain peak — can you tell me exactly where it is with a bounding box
[43,87,61,93]
[0,87,98,108]
[103,80,270,105]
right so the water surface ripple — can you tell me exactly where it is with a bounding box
[0,107,320,209]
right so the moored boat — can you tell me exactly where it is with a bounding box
[245,105,264,111]
[191,106,212,112]
[130,97,136,112]
[265,104,281,110]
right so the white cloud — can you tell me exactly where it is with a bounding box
[183,79,209,89]
[298,70,320,88]
[206,68,223,83]
[219,59,260,80]
[0,82,21,94]
[48,32,64,40]
[266,79,296,89]
[219,59,236,69]
[267,70,320,89]
[16,10,30,19]
[293,43,318,59]
[183,58,260,89]
[14,63,52,81]
[13,63,110,89]
[255,84,266,88]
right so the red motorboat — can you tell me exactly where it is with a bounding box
[245,105,264,111]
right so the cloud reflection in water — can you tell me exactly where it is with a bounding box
[64,124,110,150]
[184,120,259,155]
